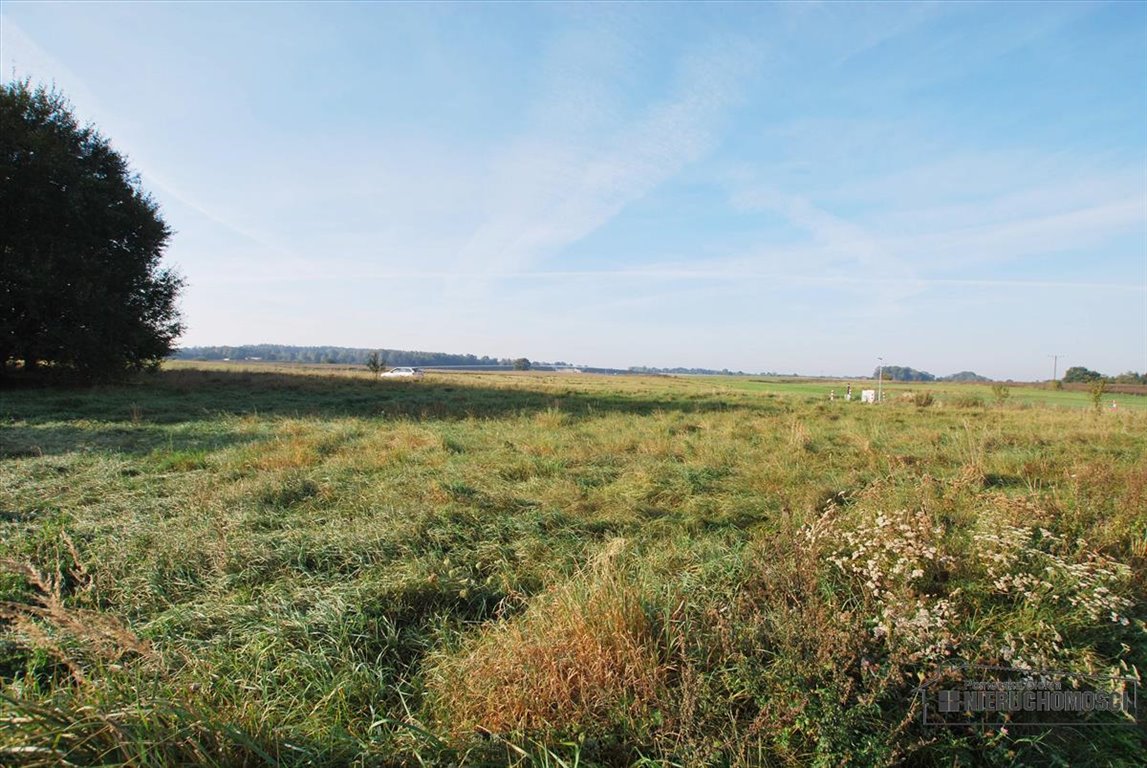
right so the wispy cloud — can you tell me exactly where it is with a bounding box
[2,17,99,108]
[452,34,760,278]
[195,263,1145,294]
[723,181,930,317]
[5,2,1143,376]
[2,17,296,262]
[717,150,1146,301]
[887,197,1147,268]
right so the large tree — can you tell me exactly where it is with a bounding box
[1,80,183,378]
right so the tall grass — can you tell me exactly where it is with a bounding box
[427,539,663,736]
[1,366,1144,765]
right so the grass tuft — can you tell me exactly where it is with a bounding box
[427,539,664,736]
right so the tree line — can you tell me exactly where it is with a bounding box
[872,364,1145,385]
[1062,367,1146,385]
[173,344,526,369]
[871,366,990,382]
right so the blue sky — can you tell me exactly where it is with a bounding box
[3,1,1144,378]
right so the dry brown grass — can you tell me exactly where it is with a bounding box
[426,538,664,736]
[0,537,151,684]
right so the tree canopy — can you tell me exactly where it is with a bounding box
[1062,366,1103,383]
[942,371,990,383]
[874,365,935,382]
[1,80,183,379]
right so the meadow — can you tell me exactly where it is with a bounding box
[1,365,1144,766]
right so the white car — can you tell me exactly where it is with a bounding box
[380,366,425,379]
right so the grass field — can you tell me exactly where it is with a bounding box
[2,365,1145,766]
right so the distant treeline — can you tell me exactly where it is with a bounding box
[173,346,760,376]
[874,366,991,382]
[1062,366,1146,385]
[174,344,519,368]
[873,365,1147,385]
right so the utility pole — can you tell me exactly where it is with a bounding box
[1048,354,1063,383]
[877,356,884,403]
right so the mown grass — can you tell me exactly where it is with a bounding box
[1,366,1144,766]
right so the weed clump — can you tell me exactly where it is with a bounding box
[426,539,663,735]
[809,502,1138,675]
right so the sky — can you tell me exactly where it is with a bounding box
[3,2,1145,379]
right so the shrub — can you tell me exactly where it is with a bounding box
[364,351,385,374]
[1089,380,1108,412]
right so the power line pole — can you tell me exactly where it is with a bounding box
[877,356,883,403]
[1048,354,1063,382]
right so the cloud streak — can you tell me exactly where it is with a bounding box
[452,34,760,278]
[2,17,297,262]
[194,266,1144,293]
[719,160,1145,301]
[5,2,1143,377]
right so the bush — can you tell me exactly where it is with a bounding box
[1090,380,1108,412]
